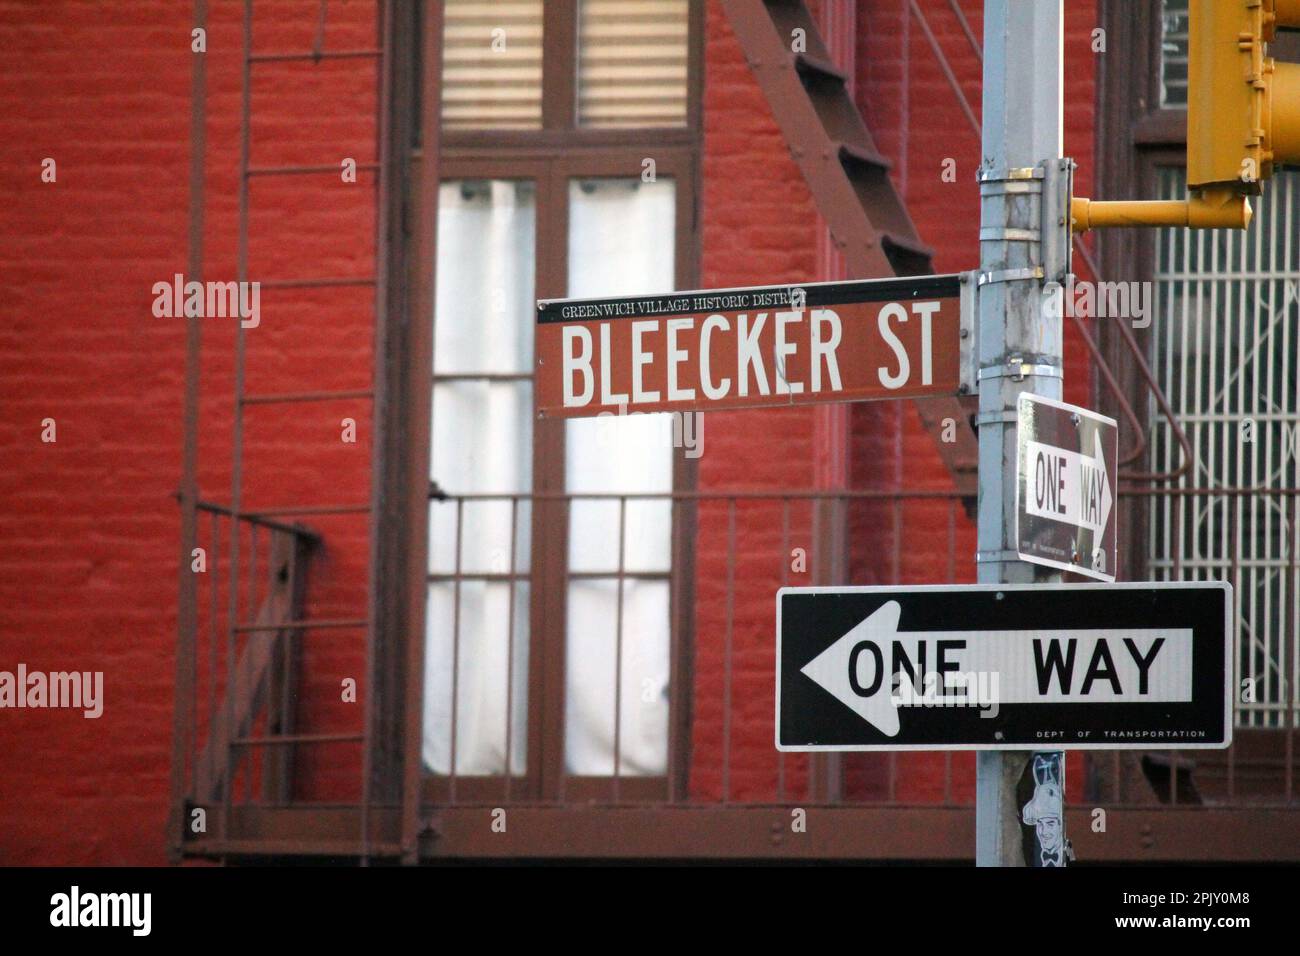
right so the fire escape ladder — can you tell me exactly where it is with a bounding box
[170,0,399,863]
[720,0,978,494]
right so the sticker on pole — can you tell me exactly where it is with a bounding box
[1016,394,1117,582]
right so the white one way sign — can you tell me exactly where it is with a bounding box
[1016,394,1118,581]
[776,583,1232,751]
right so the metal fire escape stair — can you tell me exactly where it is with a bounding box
[721,0,979,494]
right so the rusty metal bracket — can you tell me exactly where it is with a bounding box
[959,271,979,396]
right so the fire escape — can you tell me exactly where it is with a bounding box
[170,0,406,861]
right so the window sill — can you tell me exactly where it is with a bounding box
[1132,109,1187,148]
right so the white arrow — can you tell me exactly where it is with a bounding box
[799,601,1191,737]
[1024,429,1112,534]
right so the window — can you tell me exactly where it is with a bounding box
[441,0,694,131]
[577,0,690,128]
[1159,0,1189,109]
[424,1,700,797]
[426,179,536,775]
[564,177,677,775]
[441,1,544,130]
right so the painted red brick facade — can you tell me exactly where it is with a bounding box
[0,1,1098,863]
[0,0,379,864]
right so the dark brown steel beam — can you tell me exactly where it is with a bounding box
[425,806,1300,862]
[719,0,978,494]
[181,804,1300,862]
[242,389,374,405]
[233,618,367,633]
[258,277,377,289]
[232,732,364,746]
[246,163,380,177]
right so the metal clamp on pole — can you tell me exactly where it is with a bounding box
[975,549,1022,564]
[978,357,1062,383]
[959,271,980,396]
[1041,158,1075,284]
[978,167,1045,199]
[977,166,1044,182]
[973,410,1018,427]
[980,226,1041,242]
[978,266,1043,286]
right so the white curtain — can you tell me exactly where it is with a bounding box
[422,176,678,778]
[425,179,534,775]
[564,178,676,775]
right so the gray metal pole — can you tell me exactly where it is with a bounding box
[975,0,1065,867]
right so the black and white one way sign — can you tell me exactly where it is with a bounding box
[1016,394,1118,581]
[776,583,1232,751]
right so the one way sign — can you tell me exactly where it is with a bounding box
[1016,394,1117,581]
[776,583,1231,751]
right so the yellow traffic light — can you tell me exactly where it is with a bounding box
[1073,0,1299,232]
[1267,0,1300,170]
[1188,0,1300,193]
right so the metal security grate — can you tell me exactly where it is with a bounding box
[1149,167,1300,731]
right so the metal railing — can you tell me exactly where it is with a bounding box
[172,502,325,853]
[423,487,1299,811]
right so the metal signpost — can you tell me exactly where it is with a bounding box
[974,0,1070,867]
[776,583,1232,751]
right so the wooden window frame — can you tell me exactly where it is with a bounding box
[441,0,703,151]
[414,0,705,807]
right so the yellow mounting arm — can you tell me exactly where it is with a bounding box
[1070,188,1253,233]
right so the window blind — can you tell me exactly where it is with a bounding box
[578,0,690,128]
[442,0,544,130]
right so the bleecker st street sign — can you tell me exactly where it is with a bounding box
[536,274,970,418]
[776,583,1232,751]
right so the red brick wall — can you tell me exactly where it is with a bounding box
[690,2,820,800]
[0,0,376,864]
